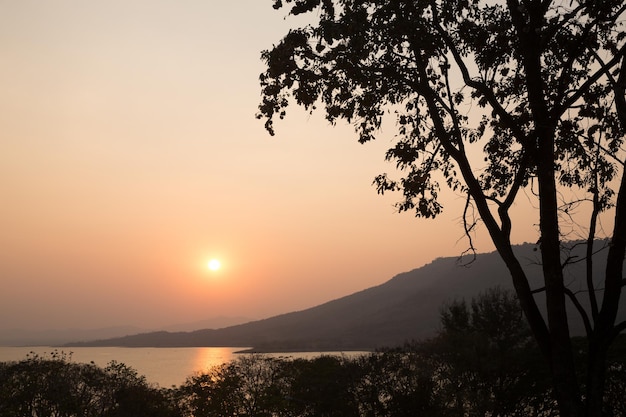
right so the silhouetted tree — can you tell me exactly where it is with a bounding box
[258,2,626,416]
[422,288,550,416]
[353,348,444,416]
[178,354,288,417]
[0,351,182,417]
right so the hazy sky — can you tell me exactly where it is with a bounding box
[0,1,542,332]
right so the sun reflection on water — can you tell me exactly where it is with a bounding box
[191,347,240,375]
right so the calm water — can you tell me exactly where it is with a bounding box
[0,347,366,388]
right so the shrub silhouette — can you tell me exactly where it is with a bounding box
[0,351,181,417]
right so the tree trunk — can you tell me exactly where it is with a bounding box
[585,337,608,417]
[507,1,585,414]
[582,53,626,417]
[536,141,583,417]
[585,143,626,416]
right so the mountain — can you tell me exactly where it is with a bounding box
[65,242,626,351]
[0,316,253,347]
[0,326,147,347]
[162,316,255,333]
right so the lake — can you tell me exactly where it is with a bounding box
[0,347,367,388]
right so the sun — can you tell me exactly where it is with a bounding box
[207,259,221,271]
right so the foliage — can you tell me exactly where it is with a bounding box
[0,351,181,417]
[353,348,444,416]
[257,1,626,415]
[283,355,362,417]
[259,0,624,218]
[422,287,552,416]
[177,354,289,417]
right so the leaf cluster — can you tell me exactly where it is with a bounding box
[259,0,626,221]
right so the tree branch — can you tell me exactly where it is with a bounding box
[462,192,478,256]
[406,4,551,359]
[612,320,626,340]
[531,284,593,337]
[563,287,593,337]
[586,143,601,322]
[502,151,531,212]
[599,56,626,331]
[555,44,626,119]
[434,22,529,147]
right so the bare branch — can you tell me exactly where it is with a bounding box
[462,192,478,256]
[531,286,546,295]
[563,286,593,337]
[613,320,626,340]
[561,255,580,269]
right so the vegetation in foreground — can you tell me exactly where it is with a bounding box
[2,289,625,417]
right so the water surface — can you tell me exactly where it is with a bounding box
[0,346,244,387]
[0,346,367,387]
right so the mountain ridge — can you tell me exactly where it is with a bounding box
[0,316,254,347]
[65,242,625,351]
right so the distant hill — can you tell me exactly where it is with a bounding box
[0,316,253,347]
[162,316,254,333]
[0,326,147,347]
[65,242,626,351]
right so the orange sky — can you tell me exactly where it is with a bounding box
[0,1,544,332]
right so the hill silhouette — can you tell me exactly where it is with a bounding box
[66,242,625,351]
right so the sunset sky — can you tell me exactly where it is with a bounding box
[0,1,543,333]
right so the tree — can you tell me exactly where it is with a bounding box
[285,355,361,417]
[354,347,444,416]
[0,352,182,417]
[0,351,115,417]
[178,355,288,417]
[257,1,626,416]
[424,287,550,416]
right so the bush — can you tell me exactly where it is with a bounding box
[0,351,181,417]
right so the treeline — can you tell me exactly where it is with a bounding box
[2,288,625,416]
[0,350,176,417]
